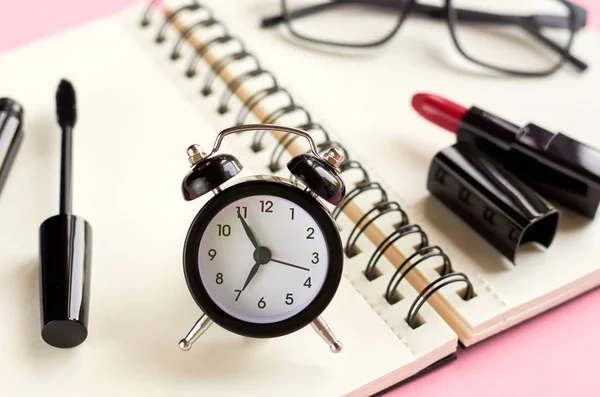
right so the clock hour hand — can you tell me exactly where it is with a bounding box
[238,213,259,248]
[241,248,272,292]
[270,258,310,272]
[241,262,261,291]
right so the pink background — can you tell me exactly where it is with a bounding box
[1,1,600,396]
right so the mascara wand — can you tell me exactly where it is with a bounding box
[39,79,92,348]
[58,80,74,215]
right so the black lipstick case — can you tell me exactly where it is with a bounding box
[0,98,24,196]
[427,143,560,262]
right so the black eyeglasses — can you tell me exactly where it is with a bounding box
[261,0,589,77]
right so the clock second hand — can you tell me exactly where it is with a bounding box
[270,258,310,272]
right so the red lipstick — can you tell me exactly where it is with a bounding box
[412,92,600,219]
[411,93,466,134]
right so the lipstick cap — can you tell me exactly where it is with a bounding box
[427,143,559,262]
[40,214,92,348]
[0,98,24,197]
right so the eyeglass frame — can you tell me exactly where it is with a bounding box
[261,0,588,77]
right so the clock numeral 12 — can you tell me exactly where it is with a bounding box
[217,224,231,237]
[260,200,273,213]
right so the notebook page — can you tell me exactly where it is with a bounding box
[200,0,600,345]
[122,2,460,392]
[0,8,452,397]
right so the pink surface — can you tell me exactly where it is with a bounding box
[1,1,600,397]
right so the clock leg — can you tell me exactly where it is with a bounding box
[311,316,343,354]
[178,314,213,351]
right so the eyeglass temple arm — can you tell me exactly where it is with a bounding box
[521,21,587,71]
[524,2,588,70]
[443,4,587,70]
[448,5,587,70]
[261,0,587,70]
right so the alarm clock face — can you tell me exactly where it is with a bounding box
[184,177,343,338]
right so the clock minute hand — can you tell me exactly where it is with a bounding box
[241,262,261,291]
[238,214,259,248]
[270,258,310,272]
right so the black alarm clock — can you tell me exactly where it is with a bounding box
[178,124,346,353]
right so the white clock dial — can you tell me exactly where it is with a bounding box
[198,194,329,324]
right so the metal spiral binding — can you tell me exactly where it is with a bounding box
[140,0,157,26]
[332,182,388,220]
[170,15,224,60]
[406,272,474,329]
[345,201,408,258]
[236,86,294,126]
[338,160,370,187]
[140,0,475,331]
[218,69,278,114]
[364,224,429,281]
[186,35,238,77]
[201,50,260,96]
[155,2,201,43]
[385,246,451,303]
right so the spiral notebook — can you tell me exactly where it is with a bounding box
[0,0,599,396]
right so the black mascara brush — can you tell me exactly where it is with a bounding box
[39,79,92,348]
[57,79,75,215]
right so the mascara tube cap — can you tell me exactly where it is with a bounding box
[40,214,92,348]
[0,97,24,197]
